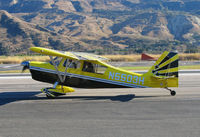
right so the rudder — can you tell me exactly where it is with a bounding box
[148,51,179,78]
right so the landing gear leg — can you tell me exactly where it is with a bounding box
[165,87,176,96]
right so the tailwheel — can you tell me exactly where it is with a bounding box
[170,90,176,96]
[165,88,176,96]
[46,94,55,99]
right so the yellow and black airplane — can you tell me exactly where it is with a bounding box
[21,47,178,98]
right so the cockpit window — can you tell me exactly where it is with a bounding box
[49,57,62,66]
[63,59,80,69]
[95,64,107,74]
[82,61,107,74]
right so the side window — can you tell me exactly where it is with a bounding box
[82,61,107,74]
[63,59,80,69]
[95,64,107,74]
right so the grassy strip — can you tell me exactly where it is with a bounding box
[119,65,200,70]
[179,65,200,70]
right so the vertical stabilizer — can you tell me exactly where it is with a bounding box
[148,51,178,78]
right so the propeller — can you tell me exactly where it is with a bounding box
[21,61,30,73]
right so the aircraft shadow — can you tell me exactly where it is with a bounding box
[59,94,157,102]
[0,91,41,106]
[0,91,166,106]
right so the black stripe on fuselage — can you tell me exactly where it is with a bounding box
[30,69,127,88]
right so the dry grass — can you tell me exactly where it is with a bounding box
[179,53,200,61]
[103,53,200,62]
[0,53,199,64]
[0,56,50,64]
[103,54,142,62]
[103,54,158,62]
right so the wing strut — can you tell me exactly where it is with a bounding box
[49,56,72,84]
[41,56,74,99]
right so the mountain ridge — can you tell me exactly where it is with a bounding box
[0,0,200,55]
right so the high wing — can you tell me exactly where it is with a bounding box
[30,47,79,60]
[30,47,109,62]
[71,52,109,62]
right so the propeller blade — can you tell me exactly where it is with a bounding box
[21,61,30,73]
[22,65,28,72]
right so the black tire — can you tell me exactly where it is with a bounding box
[170,91,176,96]
[46,94,55,99]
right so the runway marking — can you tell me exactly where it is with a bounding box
[0,64,20,68]
[0,76,31,79]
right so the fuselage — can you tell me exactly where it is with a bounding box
[20,47,179,98]
[22,54,178,89]
[27,57,149,88]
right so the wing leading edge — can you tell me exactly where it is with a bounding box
[30,47,109,62]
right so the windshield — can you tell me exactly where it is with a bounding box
[49,57,62,66]
[63,59,80,69]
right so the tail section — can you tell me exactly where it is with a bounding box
[148,51,178,78]
[144,51,179,88]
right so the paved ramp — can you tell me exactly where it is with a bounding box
[0,73,200,137]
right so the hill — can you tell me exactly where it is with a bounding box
[0,0,200,55]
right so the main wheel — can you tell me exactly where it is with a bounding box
[170,90,176,96]
[44,88,56,99]
[46,94,55,99]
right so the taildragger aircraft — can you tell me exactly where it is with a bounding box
[21,47,178,98]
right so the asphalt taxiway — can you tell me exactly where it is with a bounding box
[0,73,200,137]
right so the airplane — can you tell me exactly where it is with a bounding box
[21,47,178,99]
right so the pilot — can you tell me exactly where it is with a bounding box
[83,62,94,73]
[69,60,77,69]
[87,62,94,73]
